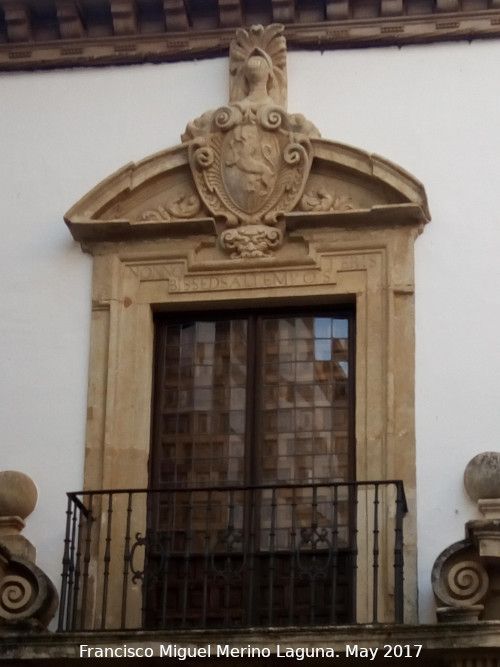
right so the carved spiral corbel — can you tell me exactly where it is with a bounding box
[432,539,489,609]
[0,545,58,628]
[0,573,37,619]
[446,561,489,603]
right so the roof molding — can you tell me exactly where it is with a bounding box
[1,1,500,71]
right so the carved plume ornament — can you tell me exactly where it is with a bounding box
[183,24,320,259]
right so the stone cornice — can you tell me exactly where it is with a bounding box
[2,623,500,660]
[1,1,500,71]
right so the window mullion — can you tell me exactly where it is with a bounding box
[347,311,356,482]
[150,320,167,490]
[245,313,261,487]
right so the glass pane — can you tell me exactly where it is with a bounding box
[314,317,332,339]
[155,311,352,566]
[260,315,351,486]
[157,317,247,487]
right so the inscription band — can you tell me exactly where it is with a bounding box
[169,268,336,293]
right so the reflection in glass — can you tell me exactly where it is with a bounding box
[155,312,352,551]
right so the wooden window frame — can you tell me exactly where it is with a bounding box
[146,307,357,628]
[150,306,356,491]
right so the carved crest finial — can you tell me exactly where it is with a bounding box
[183,24,319,259]
[229,24,287,108]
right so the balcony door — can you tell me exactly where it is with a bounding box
[148,307,355,628]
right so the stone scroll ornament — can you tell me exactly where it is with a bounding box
[182,24,320,259]
[0,471,58,631]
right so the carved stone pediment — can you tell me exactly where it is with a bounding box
[65,143,429,251]
[64,24,430,255]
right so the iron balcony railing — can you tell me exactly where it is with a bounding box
[58,481,407,632]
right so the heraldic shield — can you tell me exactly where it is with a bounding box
[188,106,314,227]
[183,24,319,258]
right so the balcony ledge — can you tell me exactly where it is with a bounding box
[2,622,500,663]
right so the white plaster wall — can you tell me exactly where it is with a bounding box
[1,39,500,624]
[288,41,500,622]
[0,56,228,608]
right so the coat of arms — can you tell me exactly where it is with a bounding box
[183,24,320,258]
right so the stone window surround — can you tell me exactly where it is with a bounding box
[75,215,422,625]
[64,22,429,624]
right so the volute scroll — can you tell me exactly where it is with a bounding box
[432,452,500,623]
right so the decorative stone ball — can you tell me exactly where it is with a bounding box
[464,452,500,501]
[0,470,38,519]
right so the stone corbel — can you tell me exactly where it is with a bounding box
[110,0,138,36]
[0,471,58,632]
[432,452,500,622]
[163,0,189,31]
[56,1,85,40]
[3,2,32,42]
[0,544,58,631]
